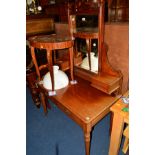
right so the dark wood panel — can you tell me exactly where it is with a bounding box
[26,18,55,37]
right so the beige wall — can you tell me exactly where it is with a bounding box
[104,23,129,93]
[55,22,129,93]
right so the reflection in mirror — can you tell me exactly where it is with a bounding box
[80,52,98,72]
[76,15,98,28]
[73,15,99,73]
[74,38,98,73]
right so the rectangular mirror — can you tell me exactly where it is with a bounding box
[72,15,99,74]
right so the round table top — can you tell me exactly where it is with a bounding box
[74,27,98,39]
[28,34,72,43]
[28,34,74,50]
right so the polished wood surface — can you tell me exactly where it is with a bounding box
[49,77,121,124]
[91,73,121,94]
[29,34,73,49]
[109,91,129,155]
[38,76,121,155]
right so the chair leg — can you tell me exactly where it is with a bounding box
[122,137,129,154]
[40,92,47,115]
[109,112,114,136]
[122,125,129,154]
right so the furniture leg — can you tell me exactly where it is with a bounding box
[40,92,47,115]
[47,49,54,92]
[109,112,124,155]
[122,137,129,154]
[109,112,114,136]
[30,46,41,80]
[122,125,129,154]
[86,38,91,71]
[83,124,92,155]
[84,131,90,155]
[69,47,74,81]
[26,71,40,108]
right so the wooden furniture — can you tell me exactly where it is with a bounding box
[28,33,123,155]
[26,18,55,37]
[27,1,126,155]
[26,18,55,69]
[108,0,129,22]
[39,0,75,22]
[31,0,128,22]
[39,76,121,155]
[122,125,129,154]
[26,18,55,107]
[28,34,75,113]
[68,0,123,95]
[26,70,41,108]
[109,91,129,155]
[26,14,52,20]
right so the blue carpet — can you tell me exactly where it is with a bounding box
[26,87,125,155]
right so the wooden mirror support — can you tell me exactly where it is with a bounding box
[67,0,123,95]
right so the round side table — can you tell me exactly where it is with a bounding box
[28,34,76,114]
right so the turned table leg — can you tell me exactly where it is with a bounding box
[84,132,90,155]
[83,124,92,155]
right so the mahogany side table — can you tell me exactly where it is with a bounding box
[28,34,75,113]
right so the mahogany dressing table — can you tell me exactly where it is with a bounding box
[28,33,121,155]
[40,77,121,155]
[28,1,123,155]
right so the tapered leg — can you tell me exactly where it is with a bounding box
[30,46,41,80]
[109,112,114,136]
[69,47,74,81]
[47,49,54,92]
[84,131,91,155]
[40,92,47,115]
